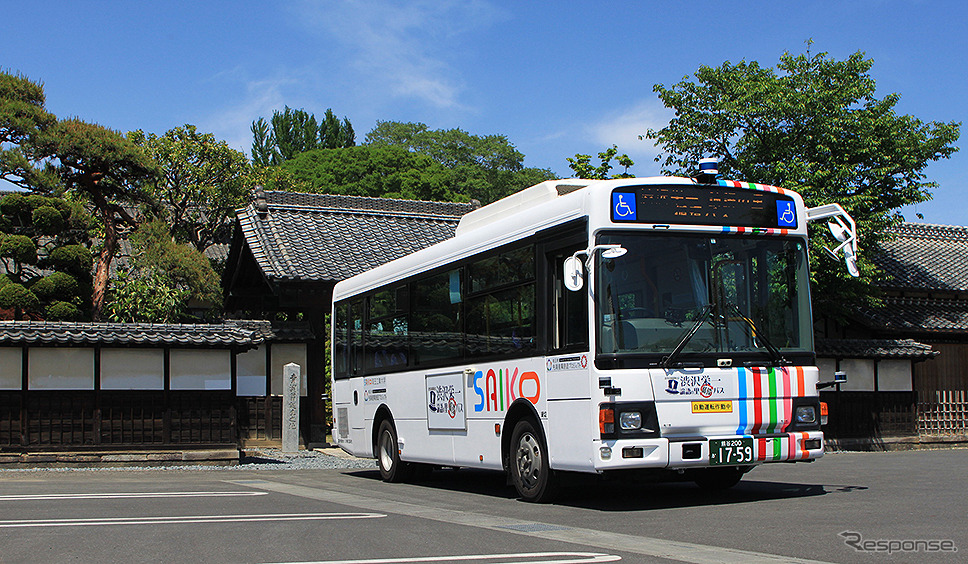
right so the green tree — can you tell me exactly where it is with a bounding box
[251,106,355,166]
[365,121,556,203]
[128,125,252,252]
[106,220,222,322]
[106,269,189,323]
[32,118,160,320]
[644,48,960,318]
[0,72,58,191]
[0,192,93,320]
[275,145,457,201]
[567,145,635,179]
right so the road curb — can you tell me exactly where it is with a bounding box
[0,449,241,468]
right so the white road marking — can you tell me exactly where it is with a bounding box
[0,512,385,528]
[229,480,833,564]
[264,553,620,564]
[0,491,268,501]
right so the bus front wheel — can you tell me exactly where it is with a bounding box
[376,420,411,482]
[509,419,558,503]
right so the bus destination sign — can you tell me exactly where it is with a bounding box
[611,184,797,229]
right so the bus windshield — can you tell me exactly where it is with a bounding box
[596,232,813,363]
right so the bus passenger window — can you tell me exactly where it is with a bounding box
[466,245,536,358]
[349,299,364,374]
[366,285,409,371]
[333,302,349,378]
[552,247,588,352]
[411,270,463,365]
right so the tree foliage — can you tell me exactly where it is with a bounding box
[365,121,556,204]
[275,145,456,201]
[30,118,161,320]
[106,218,223,324]
[106,269,189,323]
[0,72,58,191]
[0,190,93,320]
[644,48,961,318]
[128,125,251,252]
[251,106,355,166]
[567,145,634,179]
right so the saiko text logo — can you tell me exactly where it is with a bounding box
[472,367,540,412]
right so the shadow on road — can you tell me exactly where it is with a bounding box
[345,467,867,510]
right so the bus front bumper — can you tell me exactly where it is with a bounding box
[593,431,824,471]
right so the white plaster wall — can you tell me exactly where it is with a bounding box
[270,343,307,396]
[877,359,913,391]
[237,346,267,396]
[100,348,164,390]
[170,349,231,390]
[839,358,876,391]
[28,348,95,390]
[0,347,22,389]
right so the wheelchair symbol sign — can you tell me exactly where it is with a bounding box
[612,192,637,222]
[776,200,796,228]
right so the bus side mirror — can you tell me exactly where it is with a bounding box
[806,203,859,278]
[818,371,847,389]
[563,256,584,291]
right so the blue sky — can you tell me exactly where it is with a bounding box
[4,1,966,225]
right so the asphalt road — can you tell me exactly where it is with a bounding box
[1,449,965,564]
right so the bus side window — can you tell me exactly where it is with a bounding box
[552,246,589,352]
[466,245,536,358]
[333,302,349,378]
[411,269,463,365]
[366,285,409,371]
[349,298,364,375]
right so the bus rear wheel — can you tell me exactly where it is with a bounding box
[509,419,558,503]
[376,420,411,483]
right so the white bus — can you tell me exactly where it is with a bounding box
[331,161,857,502]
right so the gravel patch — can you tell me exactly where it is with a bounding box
[0,448,377,473]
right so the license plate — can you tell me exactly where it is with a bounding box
[709,438,754,465]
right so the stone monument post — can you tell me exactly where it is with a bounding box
[282,363,301,453]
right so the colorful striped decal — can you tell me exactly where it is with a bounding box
[720,226,790,236]
[734,366,814,461]
[717,179,789,195]
[736,366,806,435]
[715,179,793,235]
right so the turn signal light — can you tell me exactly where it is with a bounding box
[599,405,615,435]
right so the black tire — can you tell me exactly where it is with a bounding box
[376,419,411,483]
[694,467,744,491]
[509,419,558,503]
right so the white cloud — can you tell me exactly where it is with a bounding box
[585,99,674,173]
[200,73,296,155]
[292,0,505,111]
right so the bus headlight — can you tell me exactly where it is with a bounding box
[795,405,817,425]
[620,411,642,430]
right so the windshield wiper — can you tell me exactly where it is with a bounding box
[661,304,713,369]
[725,302,791,366]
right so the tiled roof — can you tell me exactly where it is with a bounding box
[875,223,968,292]
[234,191,476,283]
[854,296,968,334]
[843,223,968,334]
[816,338,938,359]
[0,321,267,348]
[227,319,316,342]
